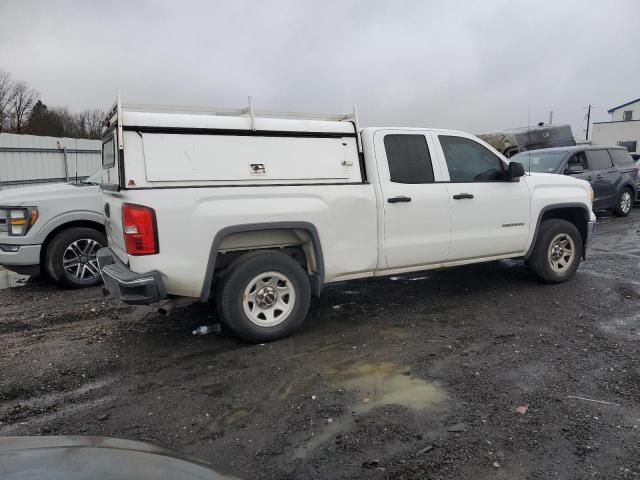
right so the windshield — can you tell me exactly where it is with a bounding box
[511,150,567,173]
[81,171,101,185]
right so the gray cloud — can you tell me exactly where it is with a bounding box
[1,0,638,137]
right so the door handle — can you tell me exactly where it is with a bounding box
[452,193,474,200]
[586,176,593,181]
[387,196,412,203]
[596,175,603,179]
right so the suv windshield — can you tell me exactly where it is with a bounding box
[511,150,567,173]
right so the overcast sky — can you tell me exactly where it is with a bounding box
[1,0,638,137]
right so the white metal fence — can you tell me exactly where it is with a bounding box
[0,133,101,191]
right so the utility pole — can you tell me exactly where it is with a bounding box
[548,111,553,126]
[585,104,591,141]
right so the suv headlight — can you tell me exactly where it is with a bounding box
[0,207,39,236]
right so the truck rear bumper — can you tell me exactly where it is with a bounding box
[96,248,167,305]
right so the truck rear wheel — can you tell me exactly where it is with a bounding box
[216,251,311,343]
[45,227,106,289]
[527,219,582,283]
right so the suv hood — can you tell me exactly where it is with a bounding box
[0,182,98,207]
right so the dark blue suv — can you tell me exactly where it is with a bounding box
[512,146,638,216]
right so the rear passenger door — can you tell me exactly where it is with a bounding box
[585,150,617,209]
[374,131,451,269]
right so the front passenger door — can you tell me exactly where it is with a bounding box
[564,151,591,185]
[434,134,531,261]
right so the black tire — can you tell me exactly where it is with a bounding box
[527,219,582,283]
[611,187,633,217]
[216,250,311,343]
[44,227,106,289]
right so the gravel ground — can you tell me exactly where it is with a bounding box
[1,210,640,479]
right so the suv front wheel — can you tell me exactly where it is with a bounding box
[527,219,583,283]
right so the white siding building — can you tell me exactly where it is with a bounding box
[592,98,640,154]
[0,133,101,190]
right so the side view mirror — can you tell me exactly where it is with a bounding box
[567,165,584,174]
[507,161,525,179]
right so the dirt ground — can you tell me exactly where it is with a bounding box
[1,210,640,479]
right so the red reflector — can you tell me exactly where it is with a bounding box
[121,203,158,255]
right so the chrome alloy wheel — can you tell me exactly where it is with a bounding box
[62,239,102,282]
[620,190,632,214]
[547,233,576,273]
[242,271,296,327]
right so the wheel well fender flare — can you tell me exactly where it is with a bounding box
[525,203,591,260]
[199,221,325,301]
[40,219,106,263]
[622,183,635,194]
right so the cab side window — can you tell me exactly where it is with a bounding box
[439,135,505,182]
[384,134,435,184]
[564,152,588,173]
[586,150,614,171]
[102,136,115,168]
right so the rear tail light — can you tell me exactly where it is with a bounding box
[121,203,159,255]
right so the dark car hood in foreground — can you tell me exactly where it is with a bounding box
[0,436,240,480]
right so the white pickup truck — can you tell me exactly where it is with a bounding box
[97,98,596,342]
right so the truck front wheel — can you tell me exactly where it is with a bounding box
[527,219,582,283]
[216,251,311,343]
[45,227,106,289]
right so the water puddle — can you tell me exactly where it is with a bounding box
[0,268,29,290]
[222,407,254,426]
[295,362,445,458]
[339,362,446,414]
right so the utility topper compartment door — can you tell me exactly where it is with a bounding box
[141,133,360,183]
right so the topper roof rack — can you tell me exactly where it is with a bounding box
[104,94,362,151]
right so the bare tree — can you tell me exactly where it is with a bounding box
[0,70,14,133]
[75,109,104,139]
[11,81,39,133]
[0,69,103,138]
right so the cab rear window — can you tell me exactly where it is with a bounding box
[102,137,115,168]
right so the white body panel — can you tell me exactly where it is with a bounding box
[101,103,595,300]
[107,185,378,297]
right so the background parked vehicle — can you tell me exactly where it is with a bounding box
[477,124,576,158]
[0,436,239,480]
[512,146,638,216]
[0,171,105,288]
[98,99,595,343]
